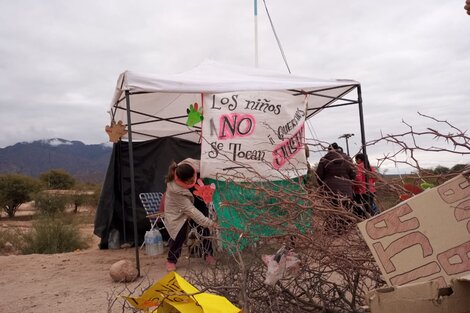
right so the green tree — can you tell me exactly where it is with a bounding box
[39,169,75,190]
[33,192,68,216]
[433,165,450,175]
[70,192,86,213]
[69,183,100,213]
[450,164,467,172]
[0,174,41,217]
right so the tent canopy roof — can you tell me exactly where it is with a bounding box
[112,59,358,99]
[109,60,360,143]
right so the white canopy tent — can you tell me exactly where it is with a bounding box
[106,60,367,275]
[109,60,362,143]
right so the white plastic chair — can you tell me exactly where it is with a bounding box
[139,192,166,249]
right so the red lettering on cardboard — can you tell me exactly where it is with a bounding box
[455,199,470,222]
[389,262,441,286]
[437,175,470,204]
[373,231,433,274]
[365,203,419,240]
[437,241,470,275]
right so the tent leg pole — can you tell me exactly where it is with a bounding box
[118,142,127,244]
[357,84,367,156]
[125,90,141,277]
[357,84,372,191]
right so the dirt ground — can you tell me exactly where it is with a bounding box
[0,206,201,313]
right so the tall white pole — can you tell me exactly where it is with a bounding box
[254,0,259,67]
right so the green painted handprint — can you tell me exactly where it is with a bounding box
[186,102,203,127]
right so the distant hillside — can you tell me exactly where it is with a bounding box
[0,139,112,183]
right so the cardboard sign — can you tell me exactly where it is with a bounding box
[367,275,470,313]
[200,91,308,181]
[358,172,470,287]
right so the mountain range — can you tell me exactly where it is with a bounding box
[0,139,113,183]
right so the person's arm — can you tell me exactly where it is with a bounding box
[369,167,376,182]
[178,193,216,229]
[356,164,364,183]
[315,159,325,186]
[353,163,364,193]
[369,167,377,190]
[348,159,356,180]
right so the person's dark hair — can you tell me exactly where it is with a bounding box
[355,153,371,170]
[355,153,365,162]
[165,162,195,183]
[328,142,339,151]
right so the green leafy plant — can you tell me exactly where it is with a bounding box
[21,215,89,254]
[33,192,68,216]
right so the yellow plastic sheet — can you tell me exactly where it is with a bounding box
[125,272,241,313]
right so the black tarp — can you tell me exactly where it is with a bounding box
[94,137,201,249]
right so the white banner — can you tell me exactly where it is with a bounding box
[200,91,308,181]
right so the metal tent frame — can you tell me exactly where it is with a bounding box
[113,82,367,276]
[105,59,370,275]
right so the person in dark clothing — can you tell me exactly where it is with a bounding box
[187,185,214,258]
[316,142,356,232]
[316,143,356,198]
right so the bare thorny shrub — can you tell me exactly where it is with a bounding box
[364,113,469,211]
[110,113,468,313]
[186,113,468,313]
[184,175,383,313]
[371,112,467,176]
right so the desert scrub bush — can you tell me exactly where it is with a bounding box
[33,192,68,216]
[21,215,89,254]
[0,228,25,254]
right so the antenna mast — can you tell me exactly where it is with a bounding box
[254,0,259,67]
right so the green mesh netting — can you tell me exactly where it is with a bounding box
[205,177,312,252]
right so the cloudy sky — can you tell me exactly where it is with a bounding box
[1,0,469,172]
